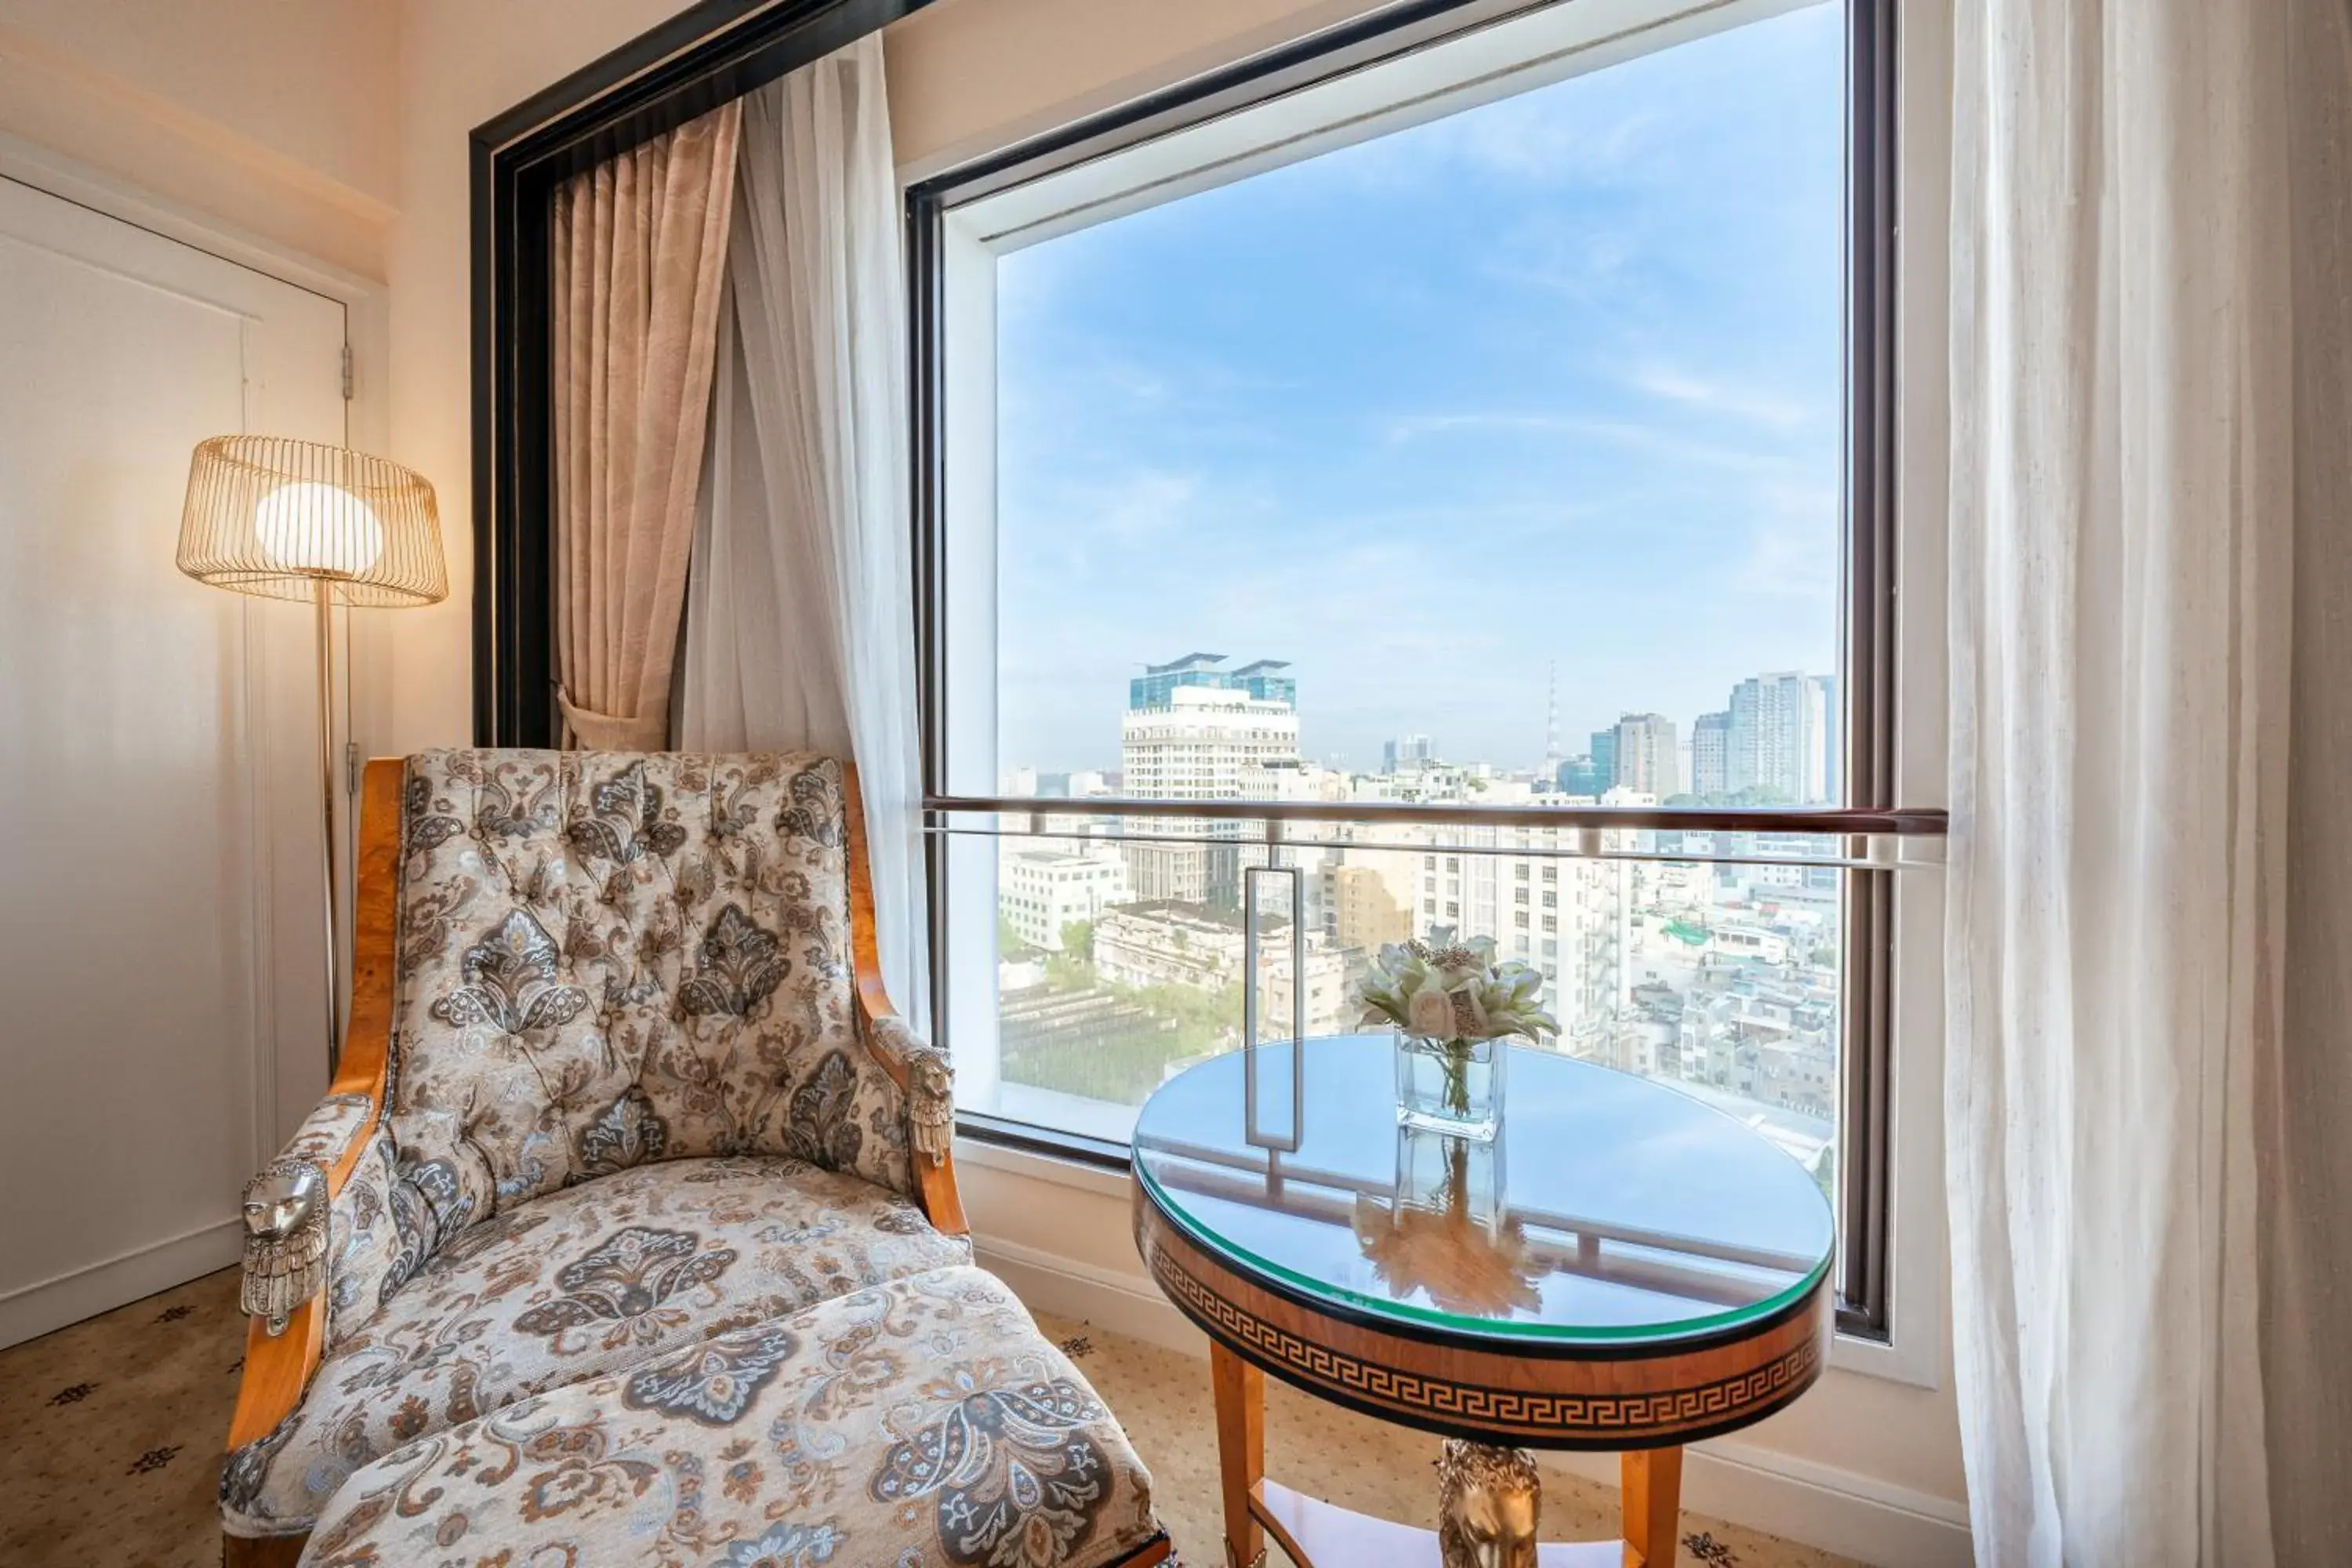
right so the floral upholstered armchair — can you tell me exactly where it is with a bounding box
[218,751,971,1566]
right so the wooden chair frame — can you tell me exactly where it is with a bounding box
[223,756,971,1566]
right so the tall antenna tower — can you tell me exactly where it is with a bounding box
[1543,661,1563,777]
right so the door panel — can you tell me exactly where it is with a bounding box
[0,176,348,1345]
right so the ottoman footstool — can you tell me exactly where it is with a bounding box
[297,1265,1169,1567]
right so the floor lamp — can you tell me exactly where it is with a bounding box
[176,435,448,1074]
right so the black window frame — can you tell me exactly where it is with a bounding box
[908,0,1924,1340]
[468,0,935,750]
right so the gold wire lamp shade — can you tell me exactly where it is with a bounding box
[176,435,447,606]
[174,434,447,1080]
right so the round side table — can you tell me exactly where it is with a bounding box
[1130,1035,1835,1568]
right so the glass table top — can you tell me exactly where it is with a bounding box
[1132,1035,1835,1345]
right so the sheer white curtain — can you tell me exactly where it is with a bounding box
[1946,0,2351,1562]
[680,34,927,1022]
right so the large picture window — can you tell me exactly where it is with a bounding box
[912,0,1936,1339]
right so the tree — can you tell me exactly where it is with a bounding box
[1060,917,1095,961]
[997,914,1029,955]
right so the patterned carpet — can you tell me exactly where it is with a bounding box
[0,1267,1863,1568]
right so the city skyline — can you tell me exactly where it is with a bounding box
[994,3,1843,777]
[1011,650,1841,805]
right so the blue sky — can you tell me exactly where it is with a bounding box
[996,2,1844,779]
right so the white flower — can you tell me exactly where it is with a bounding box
[1356,930,1559,1042]
[1405,985,1455,1038]
[1454,982,1489,1037]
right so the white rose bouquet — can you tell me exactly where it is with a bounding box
[1358,934,1558,1116]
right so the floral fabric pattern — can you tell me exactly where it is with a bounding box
[621,1319,798,1425]
[278,1094,375,1174]
[299,1266,1158,1568]
[873,1372,1119,1566]
[220,1156,967,1540]
[323,1130,405,1347]
[511,1226,737,1352]
[385,751,918,1247]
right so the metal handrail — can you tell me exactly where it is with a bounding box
[929,792,1948,836]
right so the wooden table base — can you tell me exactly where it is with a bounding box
[1209,1341,1688,1568]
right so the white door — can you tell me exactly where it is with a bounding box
[0,176,350,1347]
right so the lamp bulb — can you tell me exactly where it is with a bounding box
[254,481,386,576]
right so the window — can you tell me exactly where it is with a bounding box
[913,0,1934,1339]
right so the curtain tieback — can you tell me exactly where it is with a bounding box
[559,691,669,751]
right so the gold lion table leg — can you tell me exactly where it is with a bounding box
[1436,1439,1541,1566]
[1622,1446,1685,1568]
[1210,1341,1265,1568]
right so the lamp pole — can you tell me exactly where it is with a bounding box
[314,579,343,1076]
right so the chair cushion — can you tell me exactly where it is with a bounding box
[383,751,918,1269]
[221,1156,969,1539]
[297,1265,1160,1568]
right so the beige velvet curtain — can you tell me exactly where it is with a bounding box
[551,100,742,750]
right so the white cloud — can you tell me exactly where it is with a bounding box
[1428,98,1657,184]
[1627,363,1820,431]
[1377,408,1799,477]
[1098,470,1200,545]
[1737,521,1837,600]
[1331,83,1658,191]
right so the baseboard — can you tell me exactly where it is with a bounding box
[1544,1441,1973,1567]
[0,1216,243,1350]
[975,1236,1972,1568]
[975,1236,1209,1358]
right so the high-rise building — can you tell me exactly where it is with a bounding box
[1381,734,1434,774]
[1691,710,1732,798]
[1408,811,1631,1040]
[1555,754,1606,797]
[1818,675,1840,802]
[1121,654,1298,908]
[1590,728,1618,789]
[1726,673,1830,804]
[1609,713,1680,797]
[1327,862,1413,953]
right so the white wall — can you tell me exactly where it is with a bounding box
[0,0,399,277]
[0,131,354,1348]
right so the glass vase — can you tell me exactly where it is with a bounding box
[1393,1031,1507,1141]
[1393,1123,1505,1229]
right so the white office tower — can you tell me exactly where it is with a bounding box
[1610,713,1682,797]
[1120,655,1298,909]
[1726,673,1831,804]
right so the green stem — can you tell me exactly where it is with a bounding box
[1442,1038,1472,1116]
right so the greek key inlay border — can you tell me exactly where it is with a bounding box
[1148,1234,1822,1439]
